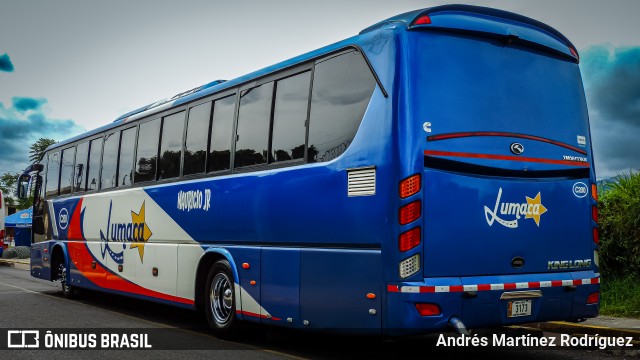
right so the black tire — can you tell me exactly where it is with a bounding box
[205,260,239,338]
[58,261,77,298]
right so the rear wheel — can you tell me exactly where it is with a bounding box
[205,260,239,338]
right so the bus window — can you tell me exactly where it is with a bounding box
[100,132,119,189]
[87,137,103,191]
[271,71,311,163]
[74,141,89,192]
[118,127,136,186]
[208,95,235,172]
[235,82,273,168]
[45,151,60,197]
[59,147,76,195]
[159,112,185,180]
[135,118,160,183]
[184,102,211,176]
[308,51,376,162]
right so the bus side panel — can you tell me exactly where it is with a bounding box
[226,246,262,323]
[260,247,300,327]
[177,243,205,301]
[300,249,381,332]
[30,241,51,280]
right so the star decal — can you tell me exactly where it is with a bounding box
[130,201,152,262]
[524,192,548,226]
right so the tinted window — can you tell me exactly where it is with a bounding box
[135,119,160,183]
[159,111,185,180]
[59,147,76,195]
[271,71,311,163]
[74,141,89,192]
[308,51,376,162]
[235,82,273,168]
[101,132,119,189]
[87,138,102,191]
[208,95,235,172]
[184,102,211,176]
[45,151,60,197]
[118,127,136,186]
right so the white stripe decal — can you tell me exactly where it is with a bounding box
[392,276,600,293]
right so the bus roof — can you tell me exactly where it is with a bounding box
[44,4,577,154]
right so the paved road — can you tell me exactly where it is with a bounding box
[0,265,637,359]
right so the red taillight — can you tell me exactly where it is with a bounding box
[592,206,598,223]
[414,15,432,25]
[415,303,440,316]
[593,227,599,245]
[399,174,421,199]
[591,184,598,201]
[399,227,421,252]
[586,292,599,304]
[399,201,421,225]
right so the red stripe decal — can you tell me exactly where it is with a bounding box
[67,198,84,240]
[449,285,464,292]
[424,150,590,167]
[551,280,563,287]
[573,279,582,286]
[387,284,400,292]
[528,281,541,288]
[503,283,517,290]
[236,310,281,321]
[68,242,194,305]
[477,284,492,291]
[420,286,435,293]
[426,131,588,155]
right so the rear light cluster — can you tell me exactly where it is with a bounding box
[415,303,441,316]
[591,184,599,245]
[586,292,599,305]
[398,174,422,278]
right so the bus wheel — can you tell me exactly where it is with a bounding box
[58,262,76,298]
[205,260,238,337]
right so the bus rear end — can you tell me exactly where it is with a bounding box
[388,6,599,334]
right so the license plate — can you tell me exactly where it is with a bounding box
[508,300,532,317]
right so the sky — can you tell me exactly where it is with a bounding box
[0,0,638,179]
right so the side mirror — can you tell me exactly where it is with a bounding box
[17,173,31,199]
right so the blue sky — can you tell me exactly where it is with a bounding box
[0,0,638,179]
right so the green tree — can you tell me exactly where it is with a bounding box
[598,170,640,278]
[29,138,56,163]
[0,172,30,209]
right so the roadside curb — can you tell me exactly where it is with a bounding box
[525,321,640,341]
[0,258,30,270]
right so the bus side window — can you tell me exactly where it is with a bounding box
[45,151,60,197]
[235,82,274,168]
[59,147,76,196]
[87,137,103,191]
[74,141,89,192]
[118,127,136,186]
[271,71,311,163]
[184,102,211,176]
[307,51,377,162]
[208,95,235,172]
[101,132,119,189]
[159,111,185,180]
[135,118,160,183]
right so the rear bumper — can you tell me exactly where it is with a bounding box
[385,271,600,335]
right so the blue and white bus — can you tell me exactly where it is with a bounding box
[18,5,599,337]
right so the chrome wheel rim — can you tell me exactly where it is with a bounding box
[59,263,69,292]
[210,272,233,324]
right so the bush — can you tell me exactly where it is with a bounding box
[598,170,640,278]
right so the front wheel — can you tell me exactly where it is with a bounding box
[205,260,239,338]
[58,262,77,298]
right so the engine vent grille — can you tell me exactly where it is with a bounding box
[347,167,376,196]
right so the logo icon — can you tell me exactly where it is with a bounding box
[99,201,152,264]
[7,330,39,348]
[58,208,69,230]
[484,188,548,228]
[510,142,524,155]
[572,182,588,198]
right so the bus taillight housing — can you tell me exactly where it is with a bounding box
[399,201,421,225]
[399,227,421,252]
[399,174,421,198]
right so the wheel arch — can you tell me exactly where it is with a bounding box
[50,242,69,282]
[194,247,242,319]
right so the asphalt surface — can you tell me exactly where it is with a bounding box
[0,260,638,359]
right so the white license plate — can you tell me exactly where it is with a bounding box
[508,300,532,317]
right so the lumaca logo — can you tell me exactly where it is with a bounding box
[484,188,548,228]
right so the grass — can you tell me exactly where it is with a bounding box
[599,276,640,319]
